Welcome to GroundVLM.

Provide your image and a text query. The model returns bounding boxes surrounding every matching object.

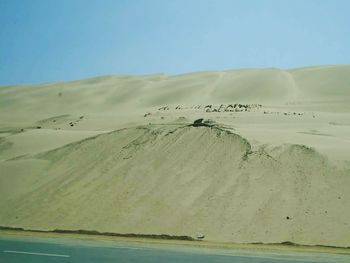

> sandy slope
[0,65,349,247]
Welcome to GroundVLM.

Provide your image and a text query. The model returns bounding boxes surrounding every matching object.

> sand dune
[0,65,349,247]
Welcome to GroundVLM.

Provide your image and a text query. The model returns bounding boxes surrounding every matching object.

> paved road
[0,236,348,263]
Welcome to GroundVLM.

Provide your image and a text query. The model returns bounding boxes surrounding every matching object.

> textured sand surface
[0,65,349,247]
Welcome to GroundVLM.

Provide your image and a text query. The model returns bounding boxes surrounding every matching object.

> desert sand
[0,65,349,247]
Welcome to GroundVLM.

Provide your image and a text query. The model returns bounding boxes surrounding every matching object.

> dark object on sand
[195,234,205,240]
[194,118,204,124]
[36,126,42,129]
[192,119,212,127]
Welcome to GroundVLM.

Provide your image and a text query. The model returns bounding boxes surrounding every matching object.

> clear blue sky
[1,0,349,85]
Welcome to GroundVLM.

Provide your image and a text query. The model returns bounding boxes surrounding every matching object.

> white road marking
[3,250,70,258]
[114,246,148,250]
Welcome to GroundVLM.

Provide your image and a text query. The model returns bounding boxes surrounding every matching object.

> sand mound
[0,124,348,247]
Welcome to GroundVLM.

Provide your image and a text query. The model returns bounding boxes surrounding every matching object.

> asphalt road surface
[0,236,348,263]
